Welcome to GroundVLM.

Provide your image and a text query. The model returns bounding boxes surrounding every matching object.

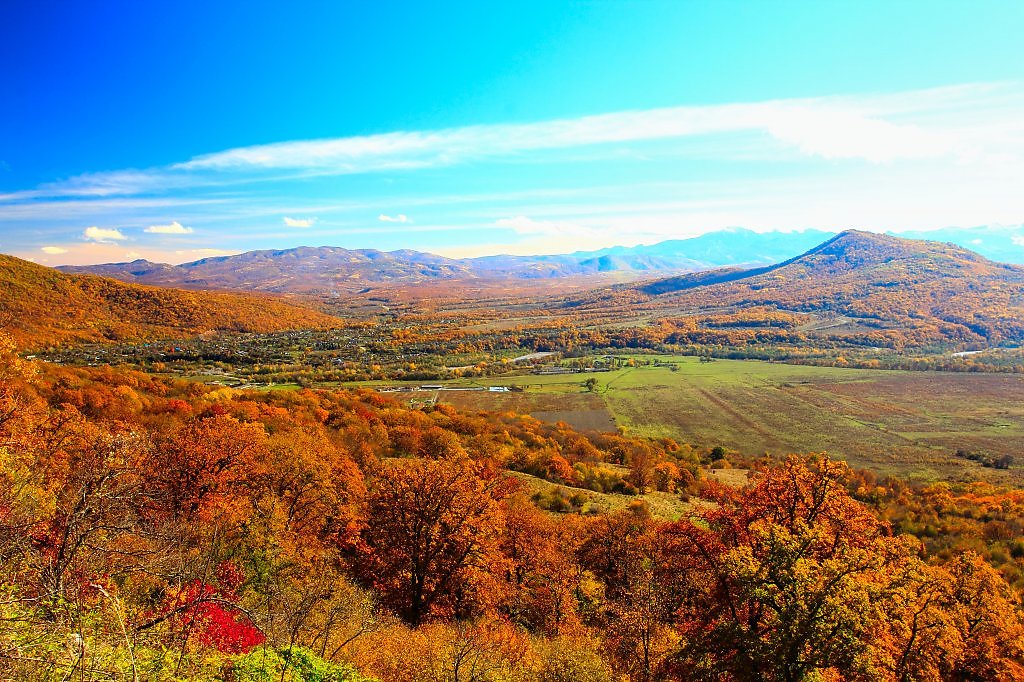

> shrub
[232,646,375,682]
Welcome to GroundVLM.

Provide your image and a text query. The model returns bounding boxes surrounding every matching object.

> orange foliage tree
[360,455,511,625]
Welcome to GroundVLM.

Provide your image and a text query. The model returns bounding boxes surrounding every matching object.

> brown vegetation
[0,254,340,347]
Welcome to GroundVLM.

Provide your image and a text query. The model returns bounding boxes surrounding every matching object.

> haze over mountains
[4,227,1023,350]
[56,225,1024,294]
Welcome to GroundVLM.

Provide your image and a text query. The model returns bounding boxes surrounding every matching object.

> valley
[5,229,1024,681]
[8,9,1024,679]
[20,230,1024,491]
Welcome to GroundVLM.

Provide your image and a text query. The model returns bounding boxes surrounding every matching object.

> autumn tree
[943,551,1024,680]
[662,455,919,681]
[868,548,1024,680]
[36,424,150,601]
[498,495,581,633]
[151,413,268,521]
[360,455,510,624]
[252,426,365,551]
[0,331,41,447]
[579,506,676,680]
[0,331,47,572]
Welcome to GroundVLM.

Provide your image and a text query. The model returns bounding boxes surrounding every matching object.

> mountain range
[56,226,1024,294]
[7,228,1024,349]
[59,229,826,294]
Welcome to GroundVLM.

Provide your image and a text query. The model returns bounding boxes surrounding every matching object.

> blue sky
[3,1,1024,265]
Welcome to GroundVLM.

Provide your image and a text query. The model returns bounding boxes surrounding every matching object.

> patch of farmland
[529,408,618,433]
[393,355,1024,486]
[435,388,606,416]
[595,358,1024,486]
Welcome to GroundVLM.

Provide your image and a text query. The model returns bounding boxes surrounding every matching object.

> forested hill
[0,254,341,347]
[600,230,1024,345]
[640,230,1024,293]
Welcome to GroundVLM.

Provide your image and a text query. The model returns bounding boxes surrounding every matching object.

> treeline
[2,333,1023,680]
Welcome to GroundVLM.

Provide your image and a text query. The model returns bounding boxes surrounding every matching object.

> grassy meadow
[375,355,1024,485]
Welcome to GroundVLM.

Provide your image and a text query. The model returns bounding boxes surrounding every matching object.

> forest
[3,328,1023,681]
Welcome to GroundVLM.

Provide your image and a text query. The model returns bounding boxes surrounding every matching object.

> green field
[508,470,705,521]
[395,356,1024,485]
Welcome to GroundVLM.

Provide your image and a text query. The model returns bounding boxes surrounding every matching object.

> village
[36,327,654,389]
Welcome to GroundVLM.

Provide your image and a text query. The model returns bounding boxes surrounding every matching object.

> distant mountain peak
[578,231,1024,347]
[798,229,994,268]
[633,230,1022,298]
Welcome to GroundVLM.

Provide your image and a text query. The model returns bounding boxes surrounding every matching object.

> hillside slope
[0,254,341,347]
[593,231,1024,345]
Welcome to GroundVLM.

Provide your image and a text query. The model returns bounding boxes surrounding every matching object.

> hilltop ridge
[53,226,1024,294]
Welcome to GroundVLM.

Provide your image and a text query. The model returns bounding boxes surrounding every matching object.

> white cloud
[283,216,317,228]
[41,246,68,254]
[378,213,409,223]
[9,82,1014,204]
[145,220,193,234]
[764,107,952,163]
[1012,235,1024,247]
[124,251,142,260]
[83,226,126,242]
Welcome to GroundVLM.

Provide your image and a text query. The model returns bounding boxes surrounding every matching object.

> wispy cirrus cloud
[7,82,1023,202]
[175,85,985,175]
[283,216,317,228]
[495,215,597,238]
[163,93,954,178]
[176,248,238,258]
[378,213,409,223]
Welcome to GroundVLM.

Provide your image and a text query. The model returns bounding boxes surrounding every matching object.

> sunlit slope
[0,254,341,346]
